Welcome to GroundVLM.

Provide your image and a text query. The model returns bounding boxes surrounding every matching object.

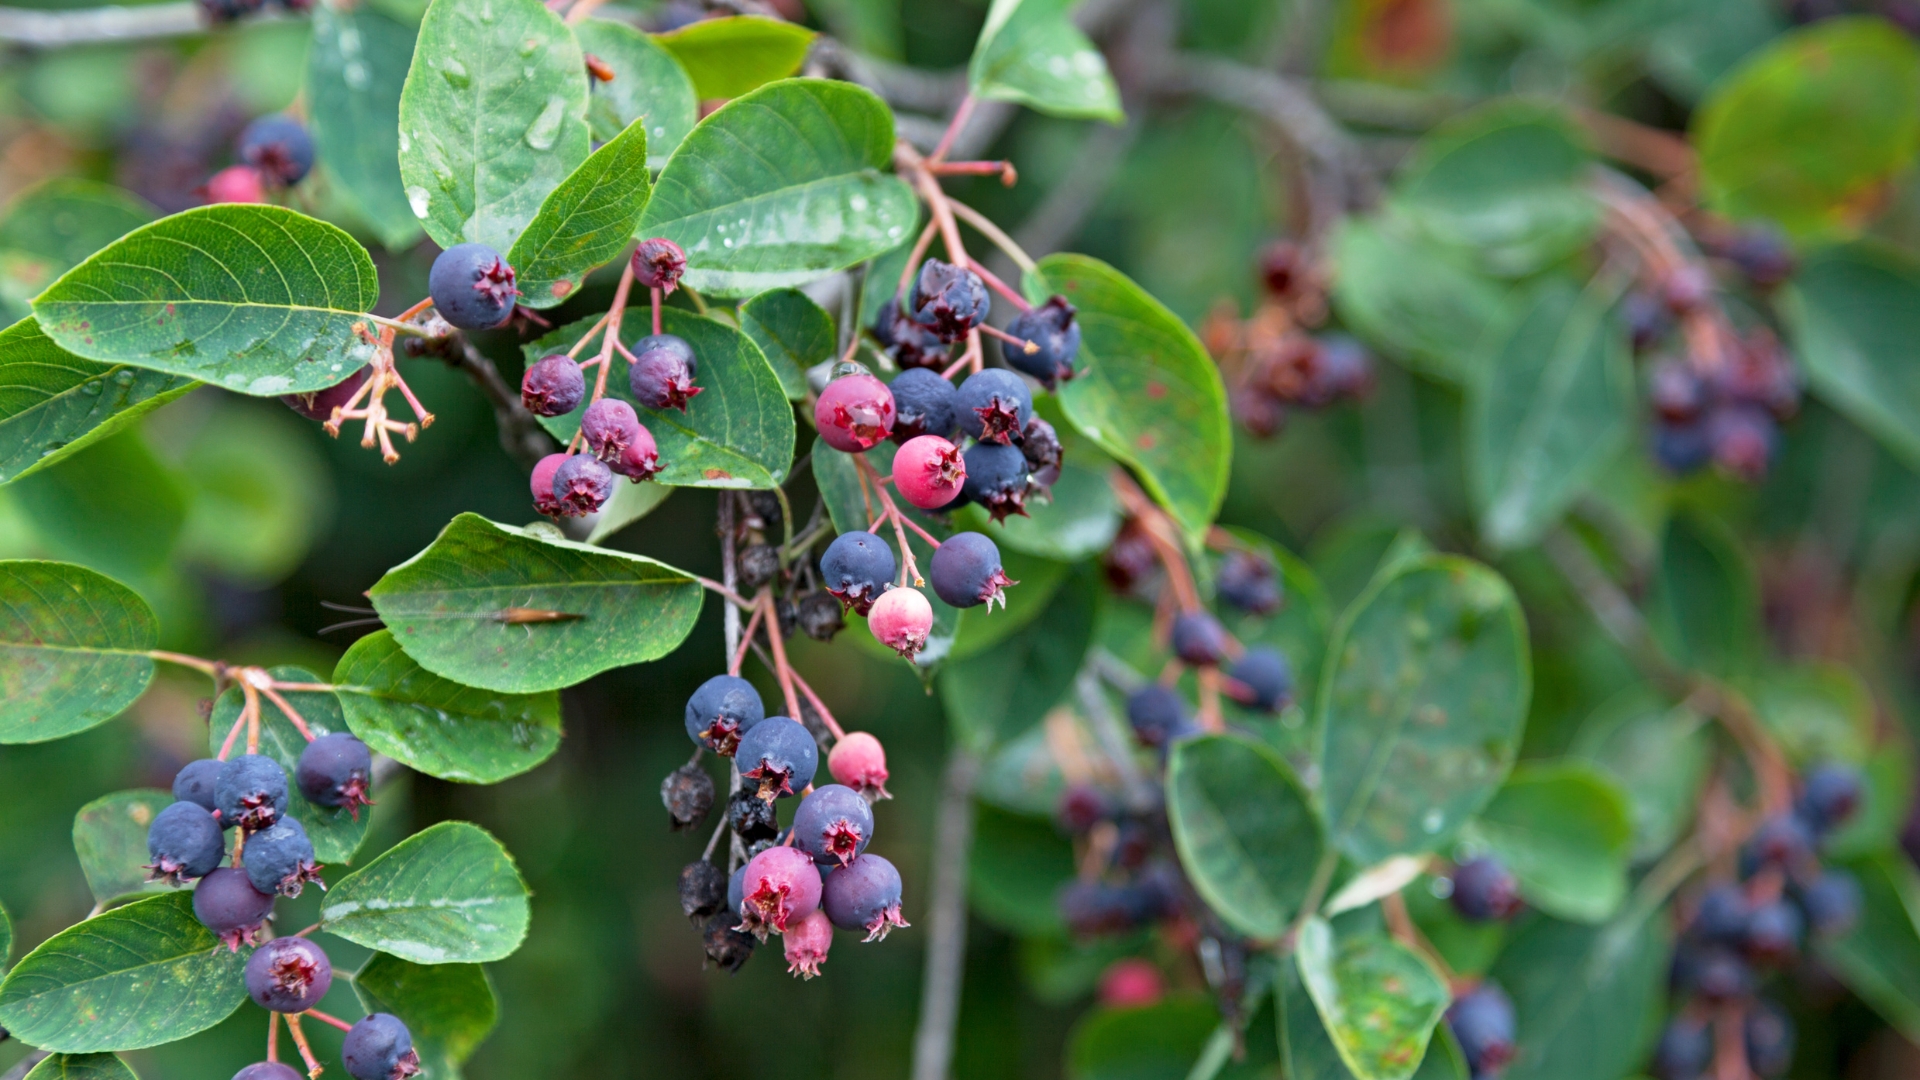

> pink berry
[867,587,933,659]
[738,845,822,938]
[783,908,834,979]
[610,421,663,481]
[814,373,895,453]
[203,165,267,204]
[891,435,967,510]
[828,732,891,801]
[530,453,568,516]
[1099,959,1164,1008]
[581,398,642,463]
[631,237,686,293]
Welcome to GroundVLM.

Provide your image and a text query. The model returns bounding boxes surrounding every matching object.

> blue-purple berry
[1650,1017,1712,1080]
[193,867,275,950]
[1742,898,1803,965]
[216,753,289,832]
[909,259,989,341]
[822,852,908,940]
[873,298,949,369]
[1226,647,1292,713]
[297,732,373,817]
[684,674,765,756]
[1001,296,1080,388]
[793,784,875,867]
[173,758,224,813]
[1446,982,1516,1077]
[736,716,818,800]
[929,531,1015,610]
[1797,762,1863,834]
[1450,856,1522,921]
[234,1064,304,1080]
[237,114,314,185]
[429,243,517,331]
[521,355,585,417]
[551,454,614,516]
[629,333,701,412]
[960,441,1030,521]
[821,531,895,616]
[1170,611,1229,666]
[1801,869,1861,937]
[1125,684,1192,747]
[955,368,1032,445]
[145,800,225,885]
[245,816,322,898]
[888,367,958,442]
[1745,1000,1795,1077]
[342,1013,421,1080]
[245,935,332,1012]
[1217,549,1282,615]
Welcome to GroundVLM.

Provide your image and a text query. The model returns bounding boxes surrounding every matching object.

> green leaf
[530,308,795,489]
[969,803,1075,936]
[1569,690,1710,862]
[575,19,697,166]
[1781,242,1920,471]
[939,564,1098,751]
[11,429,187,581]
[71,789,177,906]
[1317,556,1530,865]
[1820,854,1920,1041]
[308,5,422,250]
[638,79,918,295]
[31,205,380,396]
[1468,276,1633,551]
[1279,960,1468,1080]
[947,549,1073,660]
[369,513,703,692]
[654,15,815,100]
[1746,661,1875,765]
[0,891,246,1052]
[22,1055,138,1080]
[0,560,156,744]
[1329,215,1513,386]
[1031,253,1231,543]
[1464,765,1633,923]
[207,667,370,864]
[968,0,1123,122]
[738,286,833,399]
[1493,911,1671,1080]
[0,180,156,320]
[320,820,530,964]
[353,953,497,1080]
[585,480,672,545]
[397,0,590,252]
[333,629,560,783]
[1648,510,1758,677]
[0,318,195,486]
[1167,734,1326,940]
[172,401,329,585]
[1296,918,1451,1080]
[1693,17,1920,239]
[1,899,11,970]
[1065,993,1218,1080]
[508,118,650,309]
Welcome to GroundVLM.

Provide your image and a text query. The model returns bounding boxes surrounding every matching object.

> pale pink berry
[828,732,891,801]
[203,165,267,204]
[891,435,967,510]
[783,908,834,979]
[867,587,933,660]
[530,453,568,516]
[1099,958,1165,1008]
[737,845,821,939]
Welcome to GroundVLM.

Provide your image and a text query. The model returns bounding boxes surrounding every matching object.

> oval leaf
[1329,215,1513,387]
[1317,556,1530,865]
[508,118,650,308]
[0,179,156,320]
[1066,993,1218,1080]
[1648,510,1758,677]
[738,286,833,399]
[575,19,697,165]
[397,0,591,251]
[23,1055,137,1080]
[969,0,1123,122]
[1492,910,1670,1080]
[1279,959,1469,1080]
[938,564,1098,752]
[31,205,379,396]
[353,953,498,1079]
[207,667,370,864]
[1464,764,1633,924]
[333,629,562,783]
[369,513,704,691]
[1031,253,1231,543]
[638,79,918,295]
[72,789,177,906]
[1296,918,1451,1080]
[0,560,157,744]
[0,891,246,1052]
[1568,691,1710,861]
[1819,855,1920,1041]
[654,15,815,100]
[0,317,196,486]
[320,820,530,964]
[1782,242,1920,471]
[1167,734,1326,940]
[11,429,187,580]
[309,5,422,250]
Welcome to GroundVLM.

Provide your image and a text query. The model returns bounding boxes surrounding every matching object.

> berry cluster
[201,114,315,207]
[1653,763,1864,1080]
[1205,242,1373,438]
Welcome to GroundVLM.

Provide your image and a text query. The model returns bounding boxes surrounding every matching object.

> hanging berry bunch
[1209,241,1375,437]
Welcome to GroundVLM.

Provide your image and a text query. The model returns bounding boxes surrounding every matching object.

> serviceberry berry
[736,716,819,800]
[1692,883,1751,945]
[216,754,289,832]
[193,867,276,951]
[1623,291,1672,352]
[244,935,332,1012]
[1002,296,1081,387]
[797,591,845,641]
[1020,415,1062,481]
[203,165,268,204]
[629,333,701,412]
[1170,611,1230,666]
[873,298,950,369]
[1445,982,1517,1077]
[702,910,757,972]
[1125,684,1193,747]
[1653,419,1712,475]
[737,844,823,937]
[145,801,225,885]
[281,366,369,422]
[245,817,322,897]
[909,259,990,341]
[582,398,643,463]
[1105,521,1159,593]
[428,243,517,331]
[728,864,747,917]
[684,674,765,756]
[661,762,715,831]
[297,732,373,818]
[728,784,779,843]
[237,114,314,185]
[1663,265,1713,314]
[820,531,896,615]
[530,453,567,516]
[631,237,687,293]
[520,355,585,417]
[867,586,934,660]
[1217,549,1282,615]
[610,423,663,481]
[551,454,614,516]
[892,436,967,511]
[342,1014,421,1080]
[1742,898,1803,965]
[929,531,1015,610]
[1649,359,1705,422]
[1308,334,1374,403]
[1098,959,1164,1008]
[1721,226,1796,289]
[1650,1017,1712,1080]
[1450,856,1523,921]
[1059,880,1163,936]
[794,784,875,867]
[1057,784,1111,833]
[814,372,895,452]
[822,852,908,941]
[827,731,891,800]
[680,860,727,921]
[730,545,778,595]
[1743,813,1815,874]
[1797,762,1863,833]
[1800,869,1861,937]
[1745,1000,1795,1078]
[955,369,1032,445]
[784,908,834,978]
[234,1064,304,1080]
[172,758,224,813]
[1672,943,1755,1002]
[1226,647,1292,713]
[959,441,1030,521]
[888,368,958,442]
[1707,404,1778,481]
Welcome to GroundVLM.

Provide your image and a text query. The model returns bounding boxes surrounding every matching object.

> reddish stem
[761,591,805,722]
[731,603,765,678]
[898,220,940,300]
[785,665,848,741]
[258,684,317,742]
[302,1008,356,1034]
[283,1014,323,1079]
[929,93,976,163]
[651,286,663,337]
[268,1011,280,1063]
[967,258,1033,314]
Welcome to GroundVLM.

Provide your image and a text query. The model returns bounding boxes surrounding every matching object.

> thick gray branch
[910,748,980,1080]
[442,339,556,474]
[0,1051,48,1080]
[0,3,295,47]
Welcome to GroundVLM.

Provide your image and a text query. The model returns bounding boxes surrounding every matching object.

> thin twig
[444,338,556,472]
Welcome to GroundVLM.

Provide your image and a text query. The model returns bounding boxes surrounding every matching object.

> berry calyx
[237,114,314,186]
[551,454,614,516]
[581,398,643,463]
[736,716,819,801]
[629,333,702,412]
[783,908,834,979]
[888,368,958,442]
[1002,296,1081,388]
[631,237,687,293]
[145,801,225,885]
[192,867,276,951]
[814,373,896,453]
[820,531,896,615]
[892,435,967,510]
[955,369,1033,446]
[872,298,950,369]
[929,531,1015,610]
[429,243,518,331]
[737,844,823,938]
[827,732,891,801]
[959,441,1031,521]
[297,732,373,818]
[867,586,933,659]
[821,852,908,941]
[216,754,289,833]
[793,783,876,867]
[684,674,765,756]
[909,259,990,341]
[1450,856,1523,921]
[1170,611,1230,666]
[245,817,323,898]
[342,1013,422,1080]
[282,366,370,423]
[244,935,333,1012]
[530,453,568,516]
[520,355,585,417]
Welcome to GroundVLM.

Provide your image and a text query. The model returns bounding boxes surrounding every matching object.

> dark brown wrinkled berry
[679,860,727,921]
[661,763,715,831]
[737,544,780,592]
[702,911,757,972]
[728,784,778,842]
[797,591,844,641]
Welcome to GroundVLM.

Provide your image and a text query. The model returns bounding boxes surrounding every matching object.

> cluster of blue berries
[201,113,314,207]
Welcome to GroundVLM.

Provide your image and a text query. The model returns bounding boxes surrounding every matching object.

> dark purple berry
[520,355,585,417]
[1800,869,1861,937]
[728,784,779,842]
[1745,1000,1795,1077]
[631,237,686,293]
[793,784,875,867]
[216,754,289,832]
[173,758,224,813]
[1722,226,1796,289]
[1021,416,1062,475]
[797,591,844,641]
[820,531,896,615]
[736,716,818,800]
[237,114,314,185]
[245,817,322,898]
[581,398,643,462]
[702,910,757,972]
[822,852,908,941]
[680,860,727,921]
[661,762,715,831]
[1742,898,1803,965]
[684,674,764,756]
[888,368,958,442]
[1226,647,1292,713]
[551,454,614,516]
[1125,684,1193,747]
[281,366,369,422]
[1692,883,1751,945]
[1707,403,1778,481]
[1743,813,1815,874]
[342,1013,421,1080]
[1057,785,1112,833]
[1059,880,1160,936]
[929,531,1015,610]
[1306,335,1374,404]
[1653,418,1712,474]
[1217,549,1282,615]
[959,441,1030,522]
[1650,1017,1712,1080]
[296,732,373,817]
[1170,611,1229,666]
[1002,296,1080,388]
[815,372,895,452]
[1649,359,1705,422]
[1672,943,1754,1002]
[909,259,990,341]
[727,864,747,917]
[145,801,225,885]
[1623,291,1672,353]
[1446,982,1516,1077]
[1450,856,1523,921]
[193,867,275,951]
[244,935,332,1012]
[234,1064,304,1080]
[1797,762,1863,833]
[873,298,949,369]
[955,369,1032,445]
[429,243,517,331]
[1663,265,1713,314]
[629,333,701,412]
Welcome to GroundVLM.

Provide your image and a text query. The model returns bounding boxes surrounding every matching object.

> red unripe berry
[814,374,895,453]
[784,908,834,979]
[828,731,891,801]
[1099,958,1165,1008]
[631,237,687,293]
[867,586,933,659]
[891,435,966,510]
[610,422,663,481]
[530,453,568,516]
[203,165,268,204]
[581,398,642,463]
[738,844,822,938]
